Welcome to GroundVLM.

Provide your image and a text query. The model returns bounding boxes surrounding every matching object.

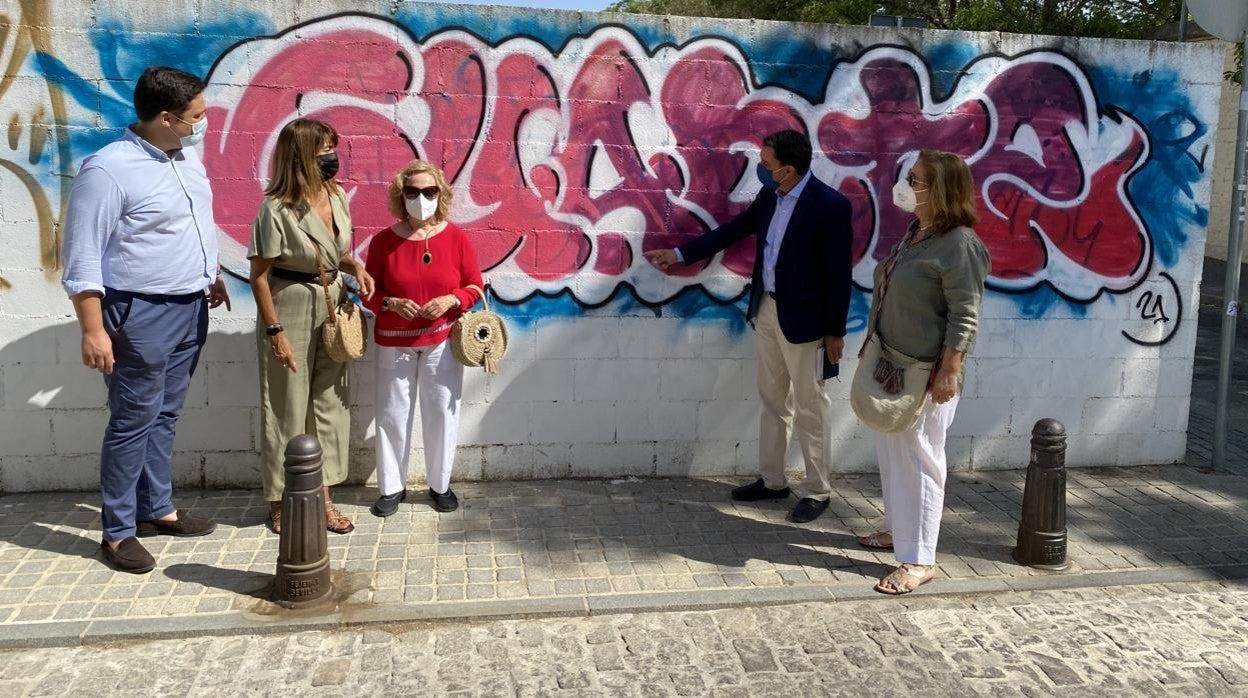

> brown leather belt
[271,267,337,284]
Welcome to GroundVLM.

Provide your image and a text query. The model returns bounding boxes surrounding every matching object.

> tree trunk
[1040,0,1059,27]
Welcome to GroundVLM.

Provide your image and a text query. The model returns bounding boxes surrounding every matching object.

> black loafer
[100,537,155,574]
[789,497,830,523]
[371,489,407,518]
[429,487,459,512]
[136,510,217,537]
[730,479,791,502]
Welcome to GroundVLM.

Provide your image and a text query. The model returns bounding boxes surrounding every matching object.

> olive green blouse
[871,225,991,363]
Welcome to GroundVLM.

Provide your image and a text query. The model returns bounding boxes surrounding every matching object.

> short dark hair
[763,130,812,175]
[133,67,205,122]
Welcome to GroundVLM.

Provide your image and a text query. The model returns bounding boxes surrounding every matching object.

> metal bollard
[1012,418,1070,571]
[273,434,334,608]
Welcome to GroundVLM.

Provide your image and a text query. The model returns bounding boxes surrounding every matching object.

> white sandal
[874,564,936,595]
[857,531,894,550]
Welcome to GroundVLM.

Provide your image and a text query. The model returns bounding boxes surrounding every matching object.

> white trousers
[755,295,833,501]
[875,394,960,565]
[375,341,463,496]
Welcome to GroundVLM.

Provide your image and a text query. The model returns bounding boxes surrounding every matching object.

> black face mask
[318,152,340,181]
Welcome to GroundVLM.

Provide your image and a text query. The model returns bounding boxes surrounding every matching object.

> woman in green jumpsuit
[247,118,375,534]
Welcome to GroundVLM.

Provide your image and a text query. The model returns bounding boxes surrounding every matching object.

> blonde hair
[387,160,452,222]
[917,149,979,233]
[265,118,340,208]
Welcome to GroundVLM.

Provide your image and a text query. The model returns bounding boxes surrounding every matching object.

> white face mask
[174,115,208,148]
[405,193,438,221]
[892,179,918,213]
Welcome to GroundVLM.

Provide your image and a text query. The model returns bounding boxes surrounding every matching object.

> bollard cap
[1032,418,1066,439]
[285,434,322,459]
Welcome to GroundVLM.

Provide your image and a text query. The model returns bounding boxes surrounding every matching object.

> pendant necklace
[413,220,433,265]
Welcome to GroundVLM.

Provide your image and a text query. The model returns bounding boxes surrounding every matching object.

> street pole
[1178,1,1188,42]
[1213,32,1248,470]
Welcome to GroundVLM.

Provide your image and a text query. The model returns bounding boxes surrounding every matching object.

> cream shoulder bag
[850,231,935,433]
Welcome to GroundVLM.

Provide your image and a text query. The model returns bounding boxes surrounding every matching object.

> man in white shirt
[61,66,231,573]
[647,130,854,523]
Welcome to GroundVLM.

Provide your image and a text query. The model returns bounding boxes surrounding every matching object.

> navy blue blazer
[678,175,854,344]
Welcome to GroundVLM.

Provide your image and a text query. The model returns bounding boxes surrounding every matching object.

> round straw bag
[451,284,507,373]
[307,231,366,363]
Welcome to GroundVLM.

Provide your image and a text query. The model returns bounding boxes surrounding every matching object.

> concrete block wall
[0,1,1225,492]
[1200,42,1238,263]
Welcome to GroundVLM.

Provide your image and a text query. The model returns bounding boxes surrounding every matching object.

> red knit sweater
[364,222,484,348]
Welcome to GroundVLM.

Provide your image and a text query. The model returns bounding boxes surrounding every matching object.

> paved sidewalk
[3,465,1248,647]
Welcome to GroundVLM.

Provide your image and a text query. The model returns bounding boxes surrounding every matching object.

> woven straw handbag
[451,284,507,373]
[308,233,367,363]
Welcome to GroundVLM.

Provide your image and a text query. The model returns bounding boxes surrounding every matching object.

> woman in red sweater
[364,160,483,517]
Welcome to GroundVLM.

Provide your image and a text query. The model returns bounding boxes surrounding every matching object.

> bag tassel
[483,348,498,375]
[873,357,904,396]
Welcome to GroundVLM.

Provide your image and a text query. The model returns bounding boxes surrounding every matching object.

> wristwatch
[265,323,284,336]
[381,297,391,311]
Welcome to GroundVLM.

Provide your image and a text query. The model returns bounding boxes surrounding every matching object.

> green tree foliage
[608,0,1185,41]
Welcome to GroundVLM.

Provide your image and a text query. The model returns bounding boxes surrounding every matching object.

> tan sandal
[268,502,282,534]
[857,531,894,550]
[874,564,936,595]
[323,487,354,535]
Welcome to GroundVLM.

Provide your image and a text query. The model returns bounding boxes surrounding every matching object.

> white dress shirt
[61,127,218,296]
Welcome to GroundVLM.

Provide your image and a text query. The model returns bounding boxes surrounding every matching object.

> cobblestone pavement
[3,464,1248,641]
[3,580,1248,696]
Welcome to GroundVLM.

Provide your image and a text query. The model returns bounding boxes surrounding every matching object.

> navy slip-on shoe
[730,478,792,502]
[789,497,830,524]
[429,487,459,513]
[371,490,408,518]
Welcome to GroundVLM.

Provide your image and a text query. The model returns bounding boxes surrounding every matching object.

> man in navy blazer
[646,130,853,523]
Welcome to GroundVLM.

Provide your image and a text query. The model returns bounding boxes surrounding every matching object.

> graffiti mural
[202,14,1163,313]
[0,0,72,287]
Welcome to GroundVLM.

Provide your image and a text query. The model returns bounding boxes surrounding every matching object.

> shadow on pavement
[164,563,272,597]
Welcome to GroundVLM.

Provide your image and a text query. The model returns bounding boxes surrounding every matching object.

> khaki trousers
[257,277,351,501]
[755,295,833,500]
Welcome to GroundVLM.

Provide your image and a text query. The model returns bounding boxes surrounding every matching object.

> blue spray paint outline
[32,12,276,172]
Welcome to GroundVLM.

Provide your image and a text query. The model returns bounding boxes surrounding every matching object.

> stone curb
[2,564,1246,650]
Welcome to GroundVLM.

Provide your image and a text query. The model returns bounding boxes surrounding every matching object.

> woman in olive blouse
[856,150,990,594]
[247,118,374,535]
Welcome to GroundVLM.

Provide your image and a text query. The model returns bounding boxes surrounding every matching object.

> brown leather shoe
[136,510,217,538]
[100,537,156,574]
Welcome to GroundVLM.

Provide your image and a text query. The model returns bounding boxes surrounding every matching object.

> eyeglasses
[905,172,927,187]
[403,186,440,199]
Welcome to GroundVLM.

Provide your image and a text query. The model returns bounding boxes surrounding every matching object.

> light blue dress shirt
[675,170,812,291]
[61,128,218,297]
[760,170,810,293]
